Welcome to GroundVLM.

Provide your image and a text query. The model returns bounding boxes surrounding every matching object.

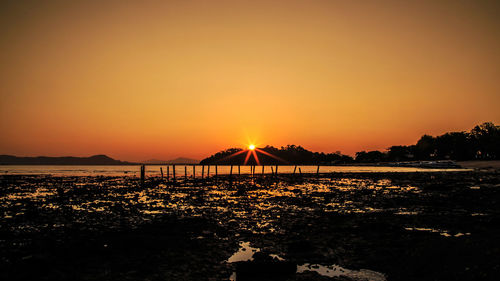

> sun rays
[215,144,288,165]
[254,148,287,164]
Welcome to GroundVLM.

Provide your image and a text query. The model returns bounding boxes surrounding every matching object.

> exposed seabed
[1,171,499,280]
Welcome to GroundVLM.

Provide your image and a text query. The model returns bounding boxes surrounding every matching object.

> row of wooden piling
[140,164,323,183]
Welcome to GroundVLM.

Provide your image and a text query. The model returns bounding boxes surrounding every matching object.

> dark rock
[235,252,296,281]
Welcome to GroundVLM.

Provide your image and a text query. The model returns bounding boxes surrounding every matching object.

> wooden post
[252,165,255,177]
[230,165,233,177]
[316,165,320,177]
[271,166,274,174]
[293,165,297,175]
[201,165,205,179]
[215,165,218,177]
[193,165,195,179]
[238,165,240,175]
[184,166,187,181]
[207,165,210,178]
[262,165,264,175]
[275,165,278,175]
[160,167,163,180]
[167,166,170,180]
[140,165,145,186]
[173,165,176,181]
[299,167,302,176]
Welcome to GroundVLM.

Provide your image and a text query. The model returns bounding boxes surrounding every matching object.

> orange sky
[1,0,499,162]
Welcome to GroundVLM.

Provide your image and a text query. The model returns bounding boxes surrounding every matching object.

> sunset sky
[1,0,499,161]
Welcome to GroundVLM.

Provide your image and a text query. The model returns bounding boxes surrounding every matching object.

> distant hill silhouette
[0,155,134,165]
[143,157,199,164]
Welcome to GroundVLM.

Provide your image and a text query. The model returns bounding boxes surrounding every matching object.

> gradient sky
[1,0,499,161]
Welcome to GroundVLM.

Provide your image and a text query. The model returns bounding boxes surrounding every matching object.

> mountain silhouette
[143,157,199,164]
[0,154,133,165]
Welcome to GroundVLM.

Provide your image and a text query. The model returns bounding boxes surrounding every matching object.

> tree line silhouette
[199,145,353,165]
[200,122,499,165]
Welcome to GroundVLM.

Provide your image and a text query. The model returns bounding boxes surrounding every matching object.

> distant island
[201,122,499,165]
[0,154,133,165]
[143,157,199,165]
[200,145,352,165]
[0,155,200,165]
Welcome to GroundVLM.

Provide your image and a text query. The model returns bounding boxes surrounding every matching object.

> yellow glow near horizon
[249,144,256,151]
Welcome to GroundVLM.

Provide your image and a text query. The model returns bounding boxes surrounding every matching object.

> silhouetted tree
[392,122,499,161]
[200,145,354,165]
[387,145,414,161]
[434,132,473,160]
[200,122,499,164]
[355,150,386,163]
[470,122,500,159]
[415,135,436,160]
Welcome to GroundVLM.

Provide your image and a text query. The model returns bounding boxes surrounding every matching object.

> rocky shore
[1,171,499,280]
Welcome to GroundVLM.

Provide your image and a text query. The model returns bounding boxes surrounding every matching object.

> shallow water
[0,175,484,234]
[297,264,386,281]
[226,242,260,263]
[0,164,469,176]
[227,241,386,281]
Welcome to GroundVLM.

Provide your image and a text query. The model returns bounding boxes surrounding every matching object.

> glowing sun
[248,144,256,150]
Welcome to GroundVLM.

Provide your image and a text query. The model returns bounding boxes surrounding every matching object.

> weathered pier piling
[140,165,145,185]
[153,164,339,183]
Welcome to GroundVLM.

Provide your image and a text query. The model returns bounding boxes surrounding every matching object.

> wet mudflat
[1,171,499,281]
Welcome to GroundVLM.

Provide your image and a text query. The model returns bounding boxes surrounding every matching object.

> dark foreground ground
[1,171,499,281]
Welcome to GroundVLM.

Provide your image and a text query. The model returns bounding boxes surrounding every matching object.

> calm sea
[0,165,469,176]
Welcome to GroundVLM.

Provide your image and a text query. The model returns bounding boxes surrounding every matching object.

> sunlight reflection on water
[0,175,477,243]
[0,165,469,176]
[226,241,386,281]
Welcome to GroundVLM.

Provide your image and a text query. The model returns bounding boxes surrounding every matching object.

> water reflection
[227,241,386,281]
[226,242,260,263]
[297,263,386,281]
[404,227,471,238]
[0,164,469,176]
[1,175,479,236]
